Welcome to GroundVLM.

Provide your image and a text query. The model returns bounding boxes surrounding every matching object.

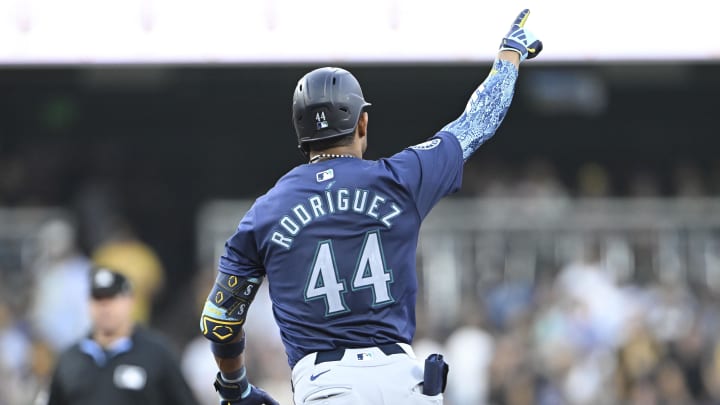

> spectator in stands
[672,161,706,197]
[515,158,568,200]
[576,162,612,197]
[444,309,494,405]
[29,218,92,354]
[627,169,661,197]
[92,218,164,324]
[0,294,34,405]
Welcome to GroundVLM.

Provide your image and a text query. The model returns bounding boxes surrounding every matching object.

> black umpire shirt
[48,326,198,405]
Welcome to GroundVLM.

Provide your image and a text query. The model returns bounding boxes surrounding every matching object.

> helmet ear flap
[297,143,309,158]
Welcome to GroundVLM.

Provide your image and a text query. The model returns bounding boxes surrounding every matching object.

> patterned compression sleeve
[441,59,519,161]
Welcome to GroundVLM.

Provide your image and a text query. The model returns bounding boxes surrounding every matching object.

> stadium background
[2,2,720,404]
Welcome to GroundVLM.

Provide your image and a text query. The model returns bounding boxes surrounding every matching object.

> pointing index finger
[513,9,530,28]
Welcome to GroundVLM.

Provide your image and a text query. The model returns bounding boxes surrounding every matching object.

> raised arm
[442,9,542,161]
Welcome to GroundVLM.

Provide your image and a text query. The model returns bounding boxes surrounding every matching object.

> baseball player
[199,9,542,405]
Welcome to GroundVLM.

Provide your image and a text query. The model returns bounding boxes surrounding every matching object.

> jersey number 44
[304,230,395,317]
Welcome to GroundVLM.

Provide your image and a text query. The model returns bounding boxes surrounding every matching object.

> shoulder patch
[410,138,442,151]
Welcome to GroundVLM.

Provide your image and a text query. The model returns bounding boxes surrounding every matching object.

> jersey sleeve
[441,59,518,161]
[218,206,265,278]
[384,131,463,219]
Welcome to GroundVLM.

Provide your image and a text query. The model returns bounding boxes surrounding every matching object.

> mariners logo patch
[410,138,441,150]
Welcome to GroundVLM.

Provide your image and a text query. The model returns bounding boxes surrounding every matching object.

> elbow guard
[200,272,261,344]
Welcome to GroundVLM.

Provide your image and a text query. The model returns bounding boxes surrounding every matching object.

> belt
[314,343,406,365]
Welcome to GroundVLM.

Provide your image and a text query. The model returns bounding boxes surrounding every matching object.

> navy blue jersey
[219,131,463,367]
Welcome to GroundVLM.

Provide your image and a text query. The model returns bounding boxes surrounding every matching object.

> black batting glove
[214,371,279,405]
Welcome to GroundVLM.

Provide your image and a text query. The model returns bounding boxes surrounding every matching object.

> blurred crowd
[432,246,720,405]
[459,158,720,199]
[2,157,720,405]
[0,216,166,405]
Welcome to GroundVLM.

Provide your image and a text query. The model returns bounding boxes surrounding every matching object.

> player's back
[253,156,421,367]
[223,132,463,367]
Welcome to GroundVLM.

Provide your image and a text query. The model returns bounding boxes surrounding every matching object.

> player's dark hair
[307,133,355,153]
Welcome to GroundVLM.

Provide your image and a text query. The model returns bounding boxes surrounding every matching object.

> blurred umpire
[47,267,198,405]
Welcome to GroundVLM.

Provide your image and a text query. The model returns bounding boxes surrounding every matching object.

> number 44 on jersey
[304,230,394,316]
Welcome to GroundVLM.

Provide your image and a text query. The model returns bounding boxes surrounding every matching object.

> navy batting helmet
[292,67,371,153]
